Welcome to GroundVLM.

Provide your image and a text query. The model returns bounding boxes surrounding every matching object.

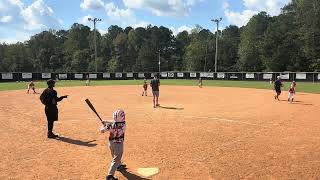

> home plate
[137,168,159,177]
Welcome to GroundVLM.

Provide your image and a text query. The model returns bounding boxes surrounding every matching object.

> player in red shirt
[141,79,148,96]
[288,81,296,103]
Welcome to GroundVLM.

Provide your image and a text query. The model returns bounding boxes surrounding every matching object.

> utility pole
[158,50,161,74]
[88,17,102,72]
[211,18,222,73]
[204,43,208,72]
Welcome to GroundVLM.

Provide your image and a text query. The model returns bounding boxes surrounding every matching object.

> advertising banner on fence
[280,73,290,80]
[168,72,174,78]
[126,73,133,78]
[1,73,13,79]
[200,72,207,77]
[59,74,67,79]
[296,73,306,80]
[246,73,255,79]
[89,74,97,79]
[217,73,225,79]
[318,74,320,80]
[138,73,145,78]
[263,74,272,80]
[207,73,214,78]
[229,73,238,79]
[74,74,83,79]
[190,72,197,78]
[42,73,51,79]
[22,73,32,79]
[177,73,184,77]
[161,72,167,77]
[103,73,110,78]
[115,73,122,78]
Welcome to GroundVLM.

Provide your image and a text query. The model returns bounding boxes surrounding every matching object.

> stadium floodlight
[88,17,102,72]
[211,18,222,73]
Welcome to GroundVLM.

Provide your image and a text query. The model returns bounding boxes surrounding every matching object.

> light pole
[158,50,161,74]
[88,17,102,72]
[211,18,222,73]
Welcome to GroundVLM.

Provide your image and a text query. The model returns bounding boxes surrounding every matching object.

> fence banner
[217,73,225,79]
[1,73,13,79]
[318,74,320,80]
[190,72,197,77]
[177,73,184,77]
[161,72,167,77]
[74,74,83,79]
[245,73,255,79]
[263,73,273,80]
[229,73,238,79]
[138,73,145,78]
[42,73,51,79]
[168,72,174,78]
[280,73,290,80]
[115,73,122,78]
[296,73,306,80]
[126,73,133,78]
[89,74,97,79]
[207,73,214,78]
[59,74,67,79]
[103,73,110,78]
[200,72,207,77]
[22,73,32,79]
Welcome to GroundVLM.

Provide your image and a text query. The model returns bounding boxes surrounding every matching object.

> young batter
[100,109,127,180]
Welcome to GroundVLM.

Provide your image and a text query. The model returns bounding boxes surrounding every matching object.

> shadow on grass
[56,136,97,147]
[119,168,150,180]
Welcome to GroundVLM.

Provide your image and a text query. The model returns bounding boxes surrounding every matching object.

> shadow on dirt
[56,136,97,147]
[119,168,150,180]
[158,105,184,110]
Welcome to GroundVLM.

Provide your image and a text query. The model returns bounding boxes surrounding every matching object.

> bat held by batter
[85,99,112,125]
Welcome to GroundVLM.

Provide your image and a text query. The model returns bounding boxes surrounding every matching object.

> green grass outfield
[0,80,319,94]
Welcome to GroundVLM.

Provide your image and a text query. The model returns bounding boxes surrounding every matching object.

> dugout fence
[0,72,320,82]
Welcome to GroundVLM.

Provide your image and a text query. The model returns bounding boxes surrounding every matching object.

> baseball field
[0,80,320,179]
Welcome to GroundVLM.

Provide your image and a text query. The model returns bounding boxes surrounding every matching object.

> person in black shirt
[40,79,68,138]
[150,75,160,108]
[274,76,283,100]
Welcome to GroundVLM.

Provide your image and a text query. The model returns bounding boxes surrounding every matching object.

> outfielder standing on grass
[274,76,283,100]
[100,109,126,180]
[150,74,160,108]
[40,79,68,138]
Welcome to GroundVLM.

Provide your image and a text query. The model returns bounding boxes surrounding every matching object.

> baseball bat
[85,99,111,125]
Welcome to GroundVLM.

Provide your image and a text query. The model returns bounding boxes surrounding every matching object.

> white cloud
[0,0,62,43]
[80,0,105,11]
[122,0,203,17]
[170,25,193,35]
[78,15,93,25]
[224,0,290,27]
[224,9,258,27]
[0,16,13,23]
[80,1,150,29]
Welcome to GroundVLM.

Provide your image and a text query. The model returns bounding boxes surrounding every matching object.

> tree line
[0,0,319,73]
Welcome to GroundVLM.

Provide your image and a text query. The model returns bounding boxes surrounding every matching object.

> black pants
[45,106,58,134]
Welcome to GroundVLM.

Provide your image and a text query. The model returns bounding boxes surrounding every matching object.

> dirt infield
[1,85,320,179]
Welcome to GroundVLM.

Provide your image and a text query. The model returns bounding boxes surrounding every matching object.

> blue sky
[0,0,290,43]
